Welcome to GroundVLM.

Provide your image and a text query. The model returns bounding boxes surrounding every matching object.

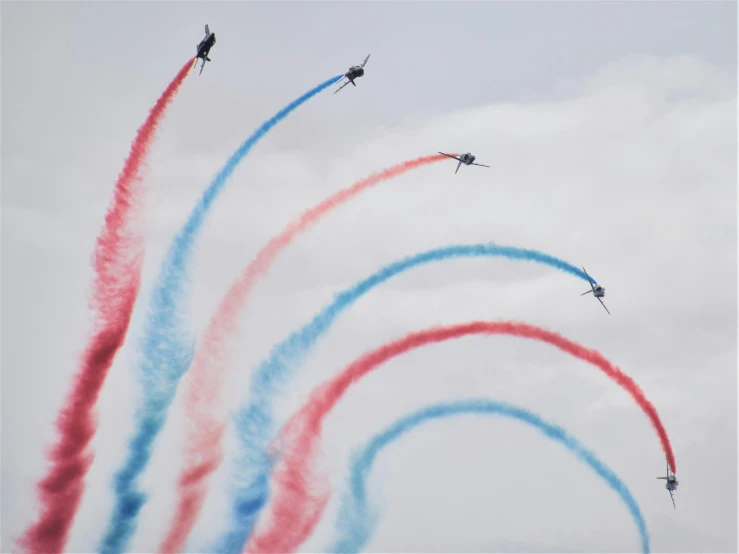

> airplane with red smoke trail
[196,24,216,75]
[438,151,490,174]
[657,459,678,508]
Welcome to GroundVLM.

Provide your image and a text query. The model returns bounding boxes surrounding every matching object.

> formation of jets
[191,25,613,321]
[191,26,679,507]
[657,459,679,508]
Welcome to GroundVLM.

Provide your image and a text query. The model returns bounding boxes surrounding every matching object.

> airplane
[438,152,491,174]
[656,459,679,509]
[334,54,371,94]
[196,24,216,75]
[581,266,610,314]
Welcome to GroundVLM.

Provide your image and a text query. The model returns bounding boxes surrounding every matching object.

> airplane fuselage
[460,153,475,164]
[593,287,605,297]
[346,66,365,80]
[197,34,216,59]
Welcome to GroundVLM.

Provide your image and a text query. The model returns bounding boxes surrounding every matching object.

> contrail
[159,154,452,553]
[247,321,667,554]
[97,74,342,554]
[214,243,597,552]
[328,399,650,554]
[16,57,194,554]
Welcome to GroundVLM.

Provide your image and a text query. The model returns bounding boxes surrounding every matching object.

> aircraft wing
[669,490,676,509]
[598,297,610,315]
[438,152,462,161]
[205,24,210,36]
[361,54,371,67]
[333,79,351,94]
[199,58,206,75]
[471,162,491,168]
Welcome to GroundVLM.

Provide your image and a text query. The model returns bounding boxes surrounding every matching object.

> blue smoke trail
[213,242,597,552]
[97,74,342,554]
[328,399,650,554]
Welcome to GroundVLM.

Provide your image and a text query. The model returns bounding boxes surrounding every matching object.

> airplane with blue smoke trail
[210,243,603,553]
[334,54,371,94]
[580,266,609,314]
[96,73,342,554]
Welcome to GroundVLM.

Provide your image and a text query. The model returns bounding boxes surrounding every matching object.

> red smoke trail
[247,320,676,553]
[17,58,194,554]
[158,153,451,553]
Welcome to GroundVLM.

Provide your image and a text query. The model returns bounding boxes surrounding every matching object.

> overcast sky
[2,1,737,553]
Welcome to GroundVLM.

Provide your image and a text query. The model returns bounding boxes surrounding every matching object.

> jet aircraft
[196,24,216,75]
[438,152,490,174]
[334,54,371,94]
[657,460,679,509]
[581,266,609,314]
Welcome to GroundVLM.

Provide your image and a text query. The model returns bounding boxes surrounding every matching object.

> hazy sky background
[2,1,737,553]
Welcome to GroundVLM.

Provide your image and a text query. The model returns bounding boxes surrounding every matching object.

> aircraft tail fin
[455,160,462,174]
[581,289,593,296]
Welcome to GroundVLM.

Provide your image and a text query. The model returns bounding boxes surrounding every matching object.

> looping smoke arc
[247,320,669,554]
[212,242,606,553]
[327,399,650,554]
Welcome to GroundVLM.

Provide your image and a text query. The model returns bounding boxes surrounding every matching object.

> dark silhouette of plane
[334,54,371,94]
[438,152,490,174]
[196,24,216,75]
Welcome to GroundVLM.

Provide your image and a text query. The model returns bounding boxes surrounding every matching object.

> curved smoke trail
[159,154,452,553]
[97,74,342,554]
[327,399,650,554]
[16,58,194,554]
[247,321,668,553]
[212,243,596,553]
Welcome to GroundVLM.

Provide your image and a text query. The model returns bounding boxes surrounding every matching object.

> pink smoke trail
[159,153,452,553]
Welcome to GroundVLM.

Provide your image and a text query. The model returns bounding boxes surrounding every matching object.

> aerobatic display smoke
[213,243,597,552]
[247,321,668,553]
[16,57,195,554]
[326,399,650,554]
[97,74,342,554]
[159,154,451,553]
